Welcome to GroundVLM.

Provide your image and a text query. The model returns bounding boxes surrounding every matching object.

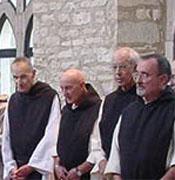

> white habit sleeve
[28,95,61,175]
[86,99,106,173]
[166,122,175,168]
[104,116,122,176]
[1,102,17,180]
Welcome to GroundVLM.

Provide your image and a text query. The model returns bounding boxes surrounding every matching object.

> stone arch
[0,13,16,44]
[0,0,33,95]
[0,13,6,32]
[24,15,33,57]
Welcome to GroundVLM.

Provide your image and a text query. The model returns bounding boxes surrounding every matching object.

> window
[10,0,17,7]
[0,0,33,95]
[26,0,31,6]
[0,19,16,95]
[25,16,33,58]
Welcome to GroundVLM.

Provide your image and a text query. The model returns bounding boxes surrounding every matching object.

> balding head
[113,47,140,66]
[60,68,87,105]
[11,56,36,93]
[112,47,140,91]
[60,68,86,85]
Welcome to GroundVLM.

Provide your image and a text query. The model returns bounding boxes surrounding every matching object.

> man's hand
[161,166,175,180]
[9,168,18,180]
[54,164,68,180]
[67,168,81,180]
[99,159,107,174]
[98,159,107,180]
[113,174,122,180]
[14,165,34,179]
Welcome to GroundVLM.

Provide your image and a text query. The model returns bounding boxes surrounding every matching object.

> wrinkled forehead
[137,58,158,73]
[113,52,130,64]
[113,51,135,67]
[11,62,33,75]
[60,75,80,86]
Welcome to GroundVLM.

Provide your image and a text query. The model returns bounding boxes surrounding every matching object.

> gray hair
[114,47,141,67]
[12,56,33,71]
[142,53,172,80]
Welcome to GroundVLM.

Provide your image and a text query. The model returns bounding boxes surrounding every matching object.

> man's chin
[116,81,123,86]
[136,88,145,97]
[18,89,28,93]
[66,99,73,104]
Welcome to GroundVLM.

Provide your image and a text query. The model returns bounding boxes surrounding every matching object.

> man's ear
[80,81,86,90]
[159,74,169,88]
[32,69,36,78]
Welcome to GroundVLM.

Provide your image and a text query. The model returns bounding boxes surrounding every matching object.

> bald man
[54,69,101,180]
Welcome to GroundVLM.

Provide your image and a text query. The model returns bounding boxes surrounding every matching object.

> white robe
[86,99,106,179]
[1,95,61,180]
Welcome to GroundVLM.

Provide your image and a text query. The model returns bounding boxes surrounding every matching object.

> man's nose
[133,74,142,83]
[114,66,121,74]
[62,89,67,97]
[15,77,20,84]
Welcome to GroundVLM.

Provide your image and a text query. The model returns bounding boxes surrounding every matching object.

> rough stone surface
[33,0,117,97]
[118,0,166,55]
[33,0,167,97]
[118,0,159,7]
[118,22,160,44]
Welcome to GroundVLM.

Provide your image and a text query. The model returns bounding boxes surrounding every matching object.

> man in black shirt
[2,57,61,180]
[54,69,101,180]
[105,54,175,180]
[97,47,140,178]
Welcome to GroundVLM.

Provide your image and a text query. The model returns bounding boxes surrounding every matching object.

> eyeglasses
[132,72,160,81]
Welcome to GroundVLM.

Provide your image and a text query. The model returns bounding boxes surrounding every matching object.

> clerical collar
[72,104,78,110]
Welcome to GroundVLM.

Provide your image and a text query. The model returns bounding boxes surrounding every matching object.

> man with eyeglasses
[90,47,140,179]
[1,57,61,180]
[105,54,175,180]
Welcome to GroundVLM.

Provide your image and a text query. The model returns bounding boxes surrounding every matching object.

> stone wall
[33,0,167,97]
[33,0,118,97]
[118,0,166,55]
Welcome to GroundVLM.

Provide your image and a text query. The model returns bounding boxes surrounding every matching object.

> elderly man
[2,57,61,180]
[105,54,175,179]
[94,47,140,177]
[54,69,101,180]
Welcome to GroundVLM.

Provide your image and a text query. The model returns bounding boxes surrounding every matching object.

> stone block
[72,11,91,25]
[57,13,71,24]
[118,22,160,44]
[72,39,84,46]
[93,10,106,23]
[60,60,79,70]
[58,49,73,58]
[33,2,48,13]
[59,27,79,38]
[118,0,159,7]
[80,0,108,8]
[61,40,72,47]
[136,8,151,20]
